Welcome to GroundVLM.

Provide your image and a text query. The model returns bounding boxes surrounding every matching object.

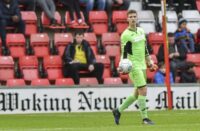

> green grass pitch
[0,110,199,131]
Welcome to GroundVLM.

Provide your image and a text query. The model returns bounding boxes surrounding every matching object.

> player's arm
[145,42,158,71]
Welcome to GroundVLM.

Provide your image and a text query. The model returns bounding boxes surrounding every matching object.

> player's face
[127,13,137,25]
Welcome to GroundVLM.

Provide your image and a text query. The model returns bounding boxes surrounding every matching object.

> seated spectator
[157,32,188,81]
[18,0,35,11]
[106,0,130,27]
[62,30,104,84]
[79,0,106,23]
[174,18,195,53]
[180,62,197,83]
[61,0,85,26]
[154,62,174,84]
[0,0,25,55]
[36,0,58,26]
[167,0,196,14]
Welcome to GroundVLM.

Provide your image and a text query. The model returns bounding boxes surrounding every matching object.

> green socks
[118,94,137,113]
[138,95,148,119]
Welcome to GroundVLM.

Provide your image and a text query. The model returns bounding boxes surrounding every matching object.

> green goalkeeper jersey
[121,27,147,70]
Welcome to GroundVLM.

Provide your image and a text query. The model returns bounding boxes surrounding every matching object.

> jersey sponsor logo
[132,34,145,43]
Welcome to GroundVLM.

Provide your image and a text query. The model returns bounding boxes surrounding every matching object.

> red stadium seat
[6,79,26,87]
[89,11,108,35]
[84,33,97,54]
[0,56,14,81]
[80,77,98,86]
[54,33,73,55]
[31,79,50,86]
[65,11,89,29]
[104,77,123,85]
[6,34,26,57]
[186,53,200,66]
[21,11,37,35]
[148,32,164,45]
[19,56,39,81]
[105,46,120,67]
[102,32,120,46]
[55,78,74,86]
[193,66,200,79]
[30,33,50,57]
[112,11,128,34]
[41,11,65,29]
[196,1,200,12]
[152,44,161,55]
[43,55,63,80]
[96,55,111,78]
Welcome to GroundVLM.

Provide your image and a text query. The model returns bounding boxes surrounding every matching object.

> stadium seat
[89,11,108,35]
[54,33,73,55]
[137,10,156,34]
[84,32,97,54]
[55,78,74,86]
[21,11,37,35]
[41,11,65,29]
[158,11,178,33]
[19,56,39,81]
[182,10,200,33]
[43,55,63,80]
[186,53,200,66]
[102,32,120,46]
[6,79,26,87]
[31,79,50,86]
[65,11,89,29]
[96,55,111,78]
[105,46,120,67]
[80,77,98,86]
[148,32,164,44]
[196,1,200,12]
[6,34,26,57]
[193,66,200,80]
[112,11,128,34]
[0,56,14,81]
[30,33,50,57]
[128,1,142,11]
[104,77,123,85]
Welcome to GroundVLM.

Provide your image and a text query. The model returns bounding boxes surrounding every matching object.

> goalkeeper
[112,10,158,125]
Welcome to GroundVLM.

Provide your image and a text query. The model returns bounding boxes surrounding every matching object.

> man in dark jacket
[157,32,188,81]
[0,0,25,55]
[62,31,104,84]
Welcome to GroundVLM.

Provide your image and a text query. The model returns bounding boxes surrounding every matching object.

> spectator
[36,0,58,26]
[79,0,106,23]
[0,0,25,55]
[62,30,104,84]
[167,0,196,14]
[195,28,200,53]
[154,62,174,84]
[175,18,195,53]
[18,0,35,11]
[61,0,85,26]
[180,62,197,83]
[106,0,130,27]
[157,32,188,81]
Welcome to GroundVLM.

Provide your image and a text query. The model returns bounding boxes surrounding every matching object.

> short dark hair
[127,10,137,16]
[74,30,84,36]
[158,61,165,68]
[168,32,174,37]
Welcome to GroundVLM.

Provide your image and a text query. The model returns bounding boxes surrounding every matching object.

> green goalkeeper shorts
[129,69,147,88]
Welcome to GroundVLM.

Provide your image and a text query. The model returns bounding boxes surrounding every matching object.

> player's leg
[136,70,154,125]
[112,70,138,125]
